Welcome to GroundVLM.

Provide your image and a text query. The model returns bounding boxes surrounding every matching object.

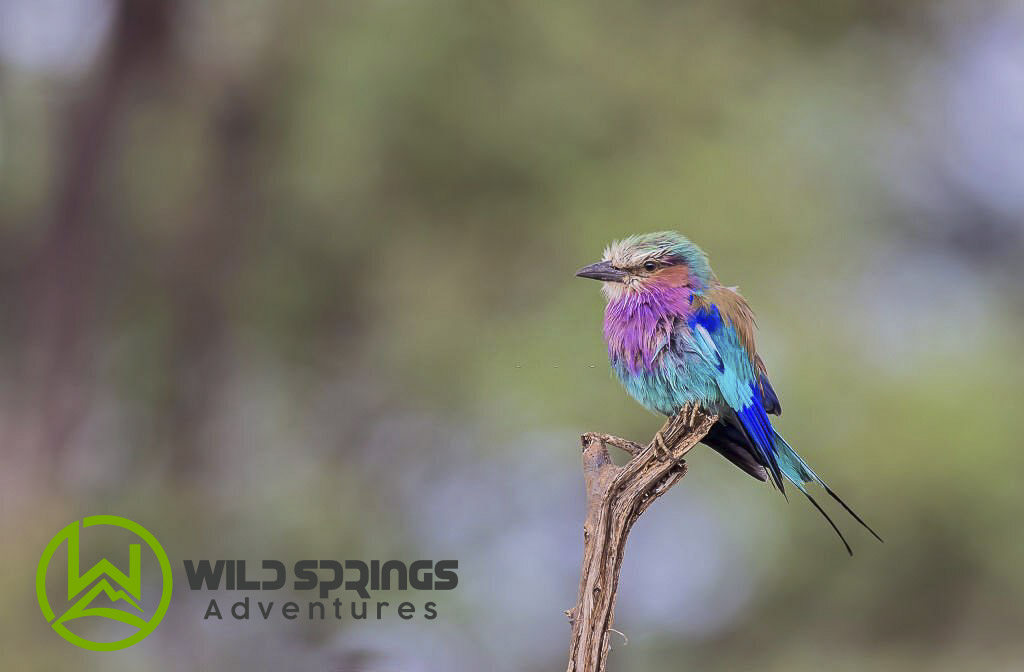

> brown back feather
[705,284,758,367]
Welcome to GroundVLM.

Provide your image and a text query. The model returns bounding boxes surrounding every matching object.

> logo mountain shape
[56,577,147,629]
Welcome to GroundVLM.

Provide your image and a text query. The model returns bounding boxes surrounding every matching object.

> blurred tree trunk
[16,0,176,474]
[162,87,264,479]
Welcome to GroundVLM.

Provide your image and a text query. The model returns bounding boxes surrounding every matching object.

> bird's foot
[653,426,687,468]
[679,403,698,428]
[653,430,672,460]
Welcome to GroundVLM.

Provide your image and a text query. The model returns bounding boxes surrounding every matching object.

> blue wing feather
[686,302,787,490]
[734,391,787,492]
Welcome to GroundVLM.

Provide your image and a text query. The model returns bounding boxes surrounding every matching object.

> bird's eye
[643,261,658,272]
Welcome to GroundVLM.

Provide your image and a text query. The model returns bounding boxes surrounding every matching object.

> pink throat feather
[603,285,693,374]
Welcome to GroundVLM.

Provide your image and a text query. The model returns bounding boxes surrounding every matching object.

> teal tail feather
[771,429,884,555]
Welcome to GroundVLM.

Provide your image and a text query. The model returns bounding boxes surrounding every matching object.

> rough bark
[566,403,717,672]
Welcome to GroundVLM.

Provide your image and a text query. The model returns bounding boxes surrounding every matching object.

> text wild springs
[185,559,458,622]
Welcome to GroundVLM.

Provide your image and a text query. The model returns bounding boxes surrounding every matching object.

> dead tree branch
[566,403,718,672]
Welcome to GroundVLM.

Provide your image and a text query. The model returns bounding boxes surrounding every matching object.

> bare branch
[566,403,717,672]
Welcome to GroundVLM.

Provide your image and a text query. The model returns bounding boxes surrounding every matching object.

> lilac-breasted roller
[576,231,881,553]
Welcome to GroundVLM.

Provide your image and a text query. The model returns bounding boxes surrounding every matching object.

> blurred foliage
[2,0,1023,670]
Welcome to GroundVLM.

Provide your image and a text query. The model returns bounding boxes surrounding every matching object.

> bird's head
[575,231,714,301]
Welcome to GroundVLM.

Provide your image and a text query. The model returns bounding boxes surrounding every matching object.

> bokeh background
[3,1,1023,670]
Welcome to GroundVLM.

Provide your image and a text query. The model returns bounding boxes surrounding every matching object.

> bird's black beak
[575,260,628,283]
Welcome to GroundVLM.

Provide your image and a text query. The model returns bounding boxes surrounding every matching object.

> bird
[576,231,881,554]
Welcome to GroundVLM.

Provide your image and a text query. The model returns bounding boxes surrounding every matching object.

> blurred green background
[2,0,1023,670]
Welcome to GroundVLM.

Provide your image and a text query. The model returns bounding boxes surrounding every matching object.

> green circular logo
[36,515,173,651]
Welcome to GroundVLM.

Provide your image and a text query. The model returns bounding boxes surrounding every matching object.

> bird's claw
[653,429,686,467]
[653,431,671,459]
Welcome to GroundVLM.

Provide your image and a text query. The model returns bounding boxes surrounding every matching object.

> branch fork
[566,403,718,672]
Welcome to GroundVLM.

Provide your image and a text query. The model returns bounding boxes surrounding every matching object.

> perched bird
[576,231,881,553]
